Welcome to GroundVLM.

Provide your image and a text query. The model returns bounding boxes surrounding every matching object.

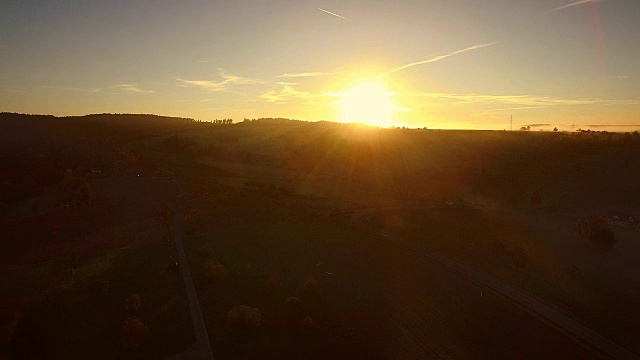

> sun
[338,81,394,127]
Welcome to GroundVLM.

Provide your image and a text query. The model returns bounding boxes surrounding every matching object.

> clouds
[317,8,348,20]
[39,83,153,94]
[177,69,263,93]
[258,70,340,103]
[110,84,154,94]
[1,89,27,93]
[277,72,334,78]
[408,92,640,107]
[384,43,499,75]
[551,0,604,12]
[258,82,319,104]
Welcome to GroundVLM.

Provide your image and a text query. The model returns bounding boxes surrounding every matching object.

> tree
[296,277,319,299]
[301,315,316,330]
[204,260,227,282]
[197,243,213,257]
[62,168,75,188]
[227,305,261,332]
[553,127,558,132]
[572,215,616,254]
[529,189,542,208]
[87,277,110,294]
[125,294,141,314]
[77,182,94,204]
[285,296,302,317]
[121,317,148,349]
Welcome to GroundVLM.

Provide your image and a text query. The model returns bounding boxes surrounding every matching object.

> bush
[204,261,228,282]
[227,305,261,332]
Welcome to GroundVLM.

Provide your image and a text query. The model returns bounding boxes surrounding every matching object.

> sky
[1,0,639,129]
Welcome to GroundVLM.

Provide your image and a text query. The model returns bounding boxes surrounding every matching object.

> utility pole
[510,115,513,131]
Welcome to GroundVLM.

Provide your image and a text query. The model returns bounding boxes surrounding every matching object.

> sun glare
[338,81,394,127]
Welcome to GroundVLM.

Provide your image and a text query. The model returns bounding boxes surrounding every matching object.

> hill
[2,113,640,359]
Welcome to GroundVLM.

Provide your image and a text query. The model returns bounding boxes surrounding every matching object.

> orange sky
[1,0,639,129]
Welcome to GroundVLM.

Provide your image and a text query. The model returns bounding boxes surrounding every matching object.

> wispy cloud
[42,84,152,94]
[470,106,546,117]
[177,69,263,93]
[1,89,27,93]
[318,8,348,20]
[408,92,640,106]
[614,75,629,79]
[385,43,499,75]
[42,85,101,93]
[110,84,154,94]
[277,72,333,78]
[258,83,322,104]
[551,0,603,12]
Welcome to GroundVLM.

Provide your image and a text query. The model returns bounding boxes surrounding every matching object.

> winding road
[154,172,638,359]
[352,217,640,360]
[163,177,214,360]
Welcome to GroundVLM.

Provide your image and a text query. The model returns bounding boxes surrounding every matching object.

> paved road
[352,219,640,360]
[163,177,214,360]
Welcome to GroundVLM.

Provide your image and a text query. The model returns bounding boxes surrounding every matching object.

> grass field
[3,116,640,359]
[1,176,193,359]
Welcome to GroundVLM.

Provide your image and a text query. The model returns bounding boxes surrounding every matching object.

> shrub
[227,305,261,331]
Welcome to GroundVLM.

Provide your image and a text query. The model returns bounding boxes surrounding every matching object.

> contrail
[318,7,348,20]
[384,42,499,75]
[551,0,601,12]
